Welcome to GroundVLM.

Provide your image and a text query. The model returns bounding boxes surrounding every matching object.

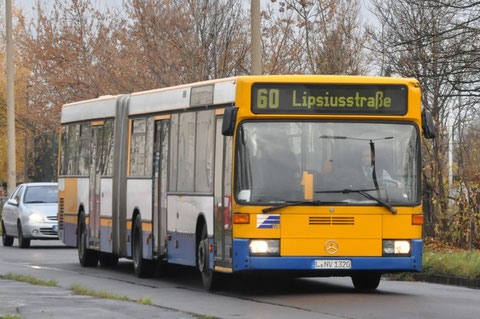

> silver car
[1,183,58,248]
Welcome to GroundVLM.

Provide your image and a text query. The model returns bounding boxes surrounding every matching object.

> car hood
[24,203,58,216]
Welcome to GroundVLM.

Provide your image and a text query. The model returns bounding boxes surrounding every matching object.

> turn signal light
[233,213,250,224]
[412,215,424,225]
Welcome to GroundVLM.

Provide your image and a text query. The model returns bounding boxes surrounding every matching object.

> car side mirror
[222,106,238,136]
[422,110,436,139]
[7,199,18,206]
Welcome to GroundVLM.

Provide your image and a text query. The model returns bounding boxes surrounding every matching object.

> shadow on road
[90,260,407,297]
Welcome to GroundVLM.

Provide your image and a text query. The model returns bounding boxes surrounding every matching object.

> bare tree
[268,0,370,75]
[118,0,250,87]
[261,3,304,74]
[369,0,480,239]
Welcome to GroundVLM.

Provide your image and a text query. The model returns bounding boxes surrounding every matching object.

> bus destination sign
[251,83,407,115]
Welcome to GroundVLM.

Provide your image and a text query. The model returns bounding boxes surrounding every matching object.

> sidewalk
[412,273,480,290]
[385,273,480,290]
[0,279,196,319]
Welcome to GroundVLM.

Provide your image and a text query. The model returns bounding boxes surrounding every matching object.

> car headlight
[249,239,280,255]
[29,212,44,223]
[383,240,411,256]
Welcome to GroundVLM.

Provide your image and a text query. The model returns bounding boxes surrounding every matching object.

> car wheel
[351,273,381,291]
[99,252,119,267]
[17,222,31,248]
[77,212,99,267]
[132,216,154,278]
[198,224,221,291]
[2,221,14,247]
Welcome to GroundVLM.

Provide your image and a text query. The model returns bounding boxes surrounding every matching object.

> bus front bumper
[232,239,422,273]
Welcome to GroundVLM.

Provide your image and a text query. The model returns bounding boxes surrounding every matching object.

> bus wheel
[198,225,219,291]
[132,217,154,278]
[351,273,381,291]
[77,213,99,267]
[99,253,119,267]
[2,221,14,247]
[17,222,31,248]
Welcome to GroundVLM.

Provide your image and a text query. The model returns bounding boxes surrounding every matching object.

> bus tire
[78,213,99,267]
[17,221,31,248]
[2,221,14,247]
[99,252,119,267]
[351,273,381,291]
[198,224,220,291]
[132,216,154,278]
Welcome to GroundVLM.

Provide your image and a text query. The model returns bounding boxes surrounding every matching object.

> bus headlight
[249,239,280,255]
[383,240,411,256]
[394,241,411,254]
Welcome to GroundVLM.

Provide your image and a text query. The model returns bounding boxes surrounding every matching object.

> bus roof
[60,75,419,124]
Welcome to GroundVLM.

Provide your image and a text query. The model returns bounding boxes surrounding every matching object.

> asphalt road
[0,239,478,319]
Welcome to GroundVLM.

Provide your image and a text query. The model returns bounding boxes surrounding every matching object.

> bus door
[214,117,233,267]
[153,119,169,256]
[88,124,103,249]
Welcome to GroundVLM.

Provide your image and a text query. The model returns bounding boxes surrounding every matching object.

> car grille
[40,228,58,236]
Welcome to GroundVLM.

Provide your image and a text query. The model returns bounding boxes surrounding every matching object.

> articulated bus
[58,75,435,290]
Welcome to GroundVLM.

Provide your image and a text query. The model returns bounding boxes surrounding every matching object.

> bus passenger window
[195,110,215,193]
[177,112,196,192]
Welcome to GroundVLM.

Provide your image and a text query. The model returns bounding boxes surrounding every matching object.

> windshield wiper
[25,200,45,203]
[316,188,397,214]
[262,200,324,213]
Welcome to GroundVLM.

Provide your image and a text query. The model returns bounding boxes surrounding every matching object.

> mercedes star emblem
[325,240,339,255]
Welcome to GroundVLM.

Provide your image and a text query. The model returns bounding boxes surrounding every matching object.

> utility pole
[6,0,16,194]
[250,0,261,75]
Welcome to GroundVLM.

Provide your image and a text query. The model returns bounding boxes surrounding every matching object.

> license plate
[314,259,351,269]
[52,225,57,232]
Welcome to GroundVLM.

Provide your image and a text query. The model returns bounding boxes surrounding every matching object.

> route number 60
[256,89,280,109]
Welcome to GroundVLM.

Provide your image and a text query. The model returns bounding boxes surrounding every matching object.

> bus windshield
[235,121,419,206]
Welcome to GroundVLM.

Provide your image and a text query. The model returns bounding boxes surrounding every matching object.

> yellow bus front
[229,76,424,287]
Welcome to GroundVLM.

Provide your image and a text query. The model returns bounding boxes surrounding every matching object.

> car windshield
[235,121,419,206]
[24,186,58,204]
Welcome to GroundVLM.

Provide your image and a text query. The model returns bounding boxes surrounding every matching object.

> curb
[411,273,480,290]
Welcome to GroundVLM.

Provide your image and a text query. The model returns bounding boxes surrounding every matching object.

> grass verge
[422,249,480,279]
[70,284,129,301]
[0,275,154,308]
[137,297,153,305]
[392,248,480,281]
[70,284,155,306]
[0,315,22,319]
[0,273,57,287]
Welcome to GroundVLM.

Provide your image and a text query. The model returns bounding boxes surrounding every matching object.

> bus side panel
[100,177,113,253]
[77,177,91,248]
[167,195,214,266]
[78,177,90,217]
[126,179,152,259]
[58,177,89,247]
[126,179,153,223]
[58,177,78,247]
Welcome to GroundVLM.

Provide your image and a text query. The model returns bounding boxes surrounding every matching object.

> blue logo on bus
[257,214,280,229]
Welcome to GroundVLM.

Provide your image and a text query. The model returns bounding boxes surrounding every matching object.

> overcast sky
[14,0,378,24]
[14,0,119,16]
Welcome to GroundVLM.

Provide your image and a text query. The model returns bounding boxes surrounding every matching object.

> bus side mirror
[222,106,238,136]
[422,110,436,139]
